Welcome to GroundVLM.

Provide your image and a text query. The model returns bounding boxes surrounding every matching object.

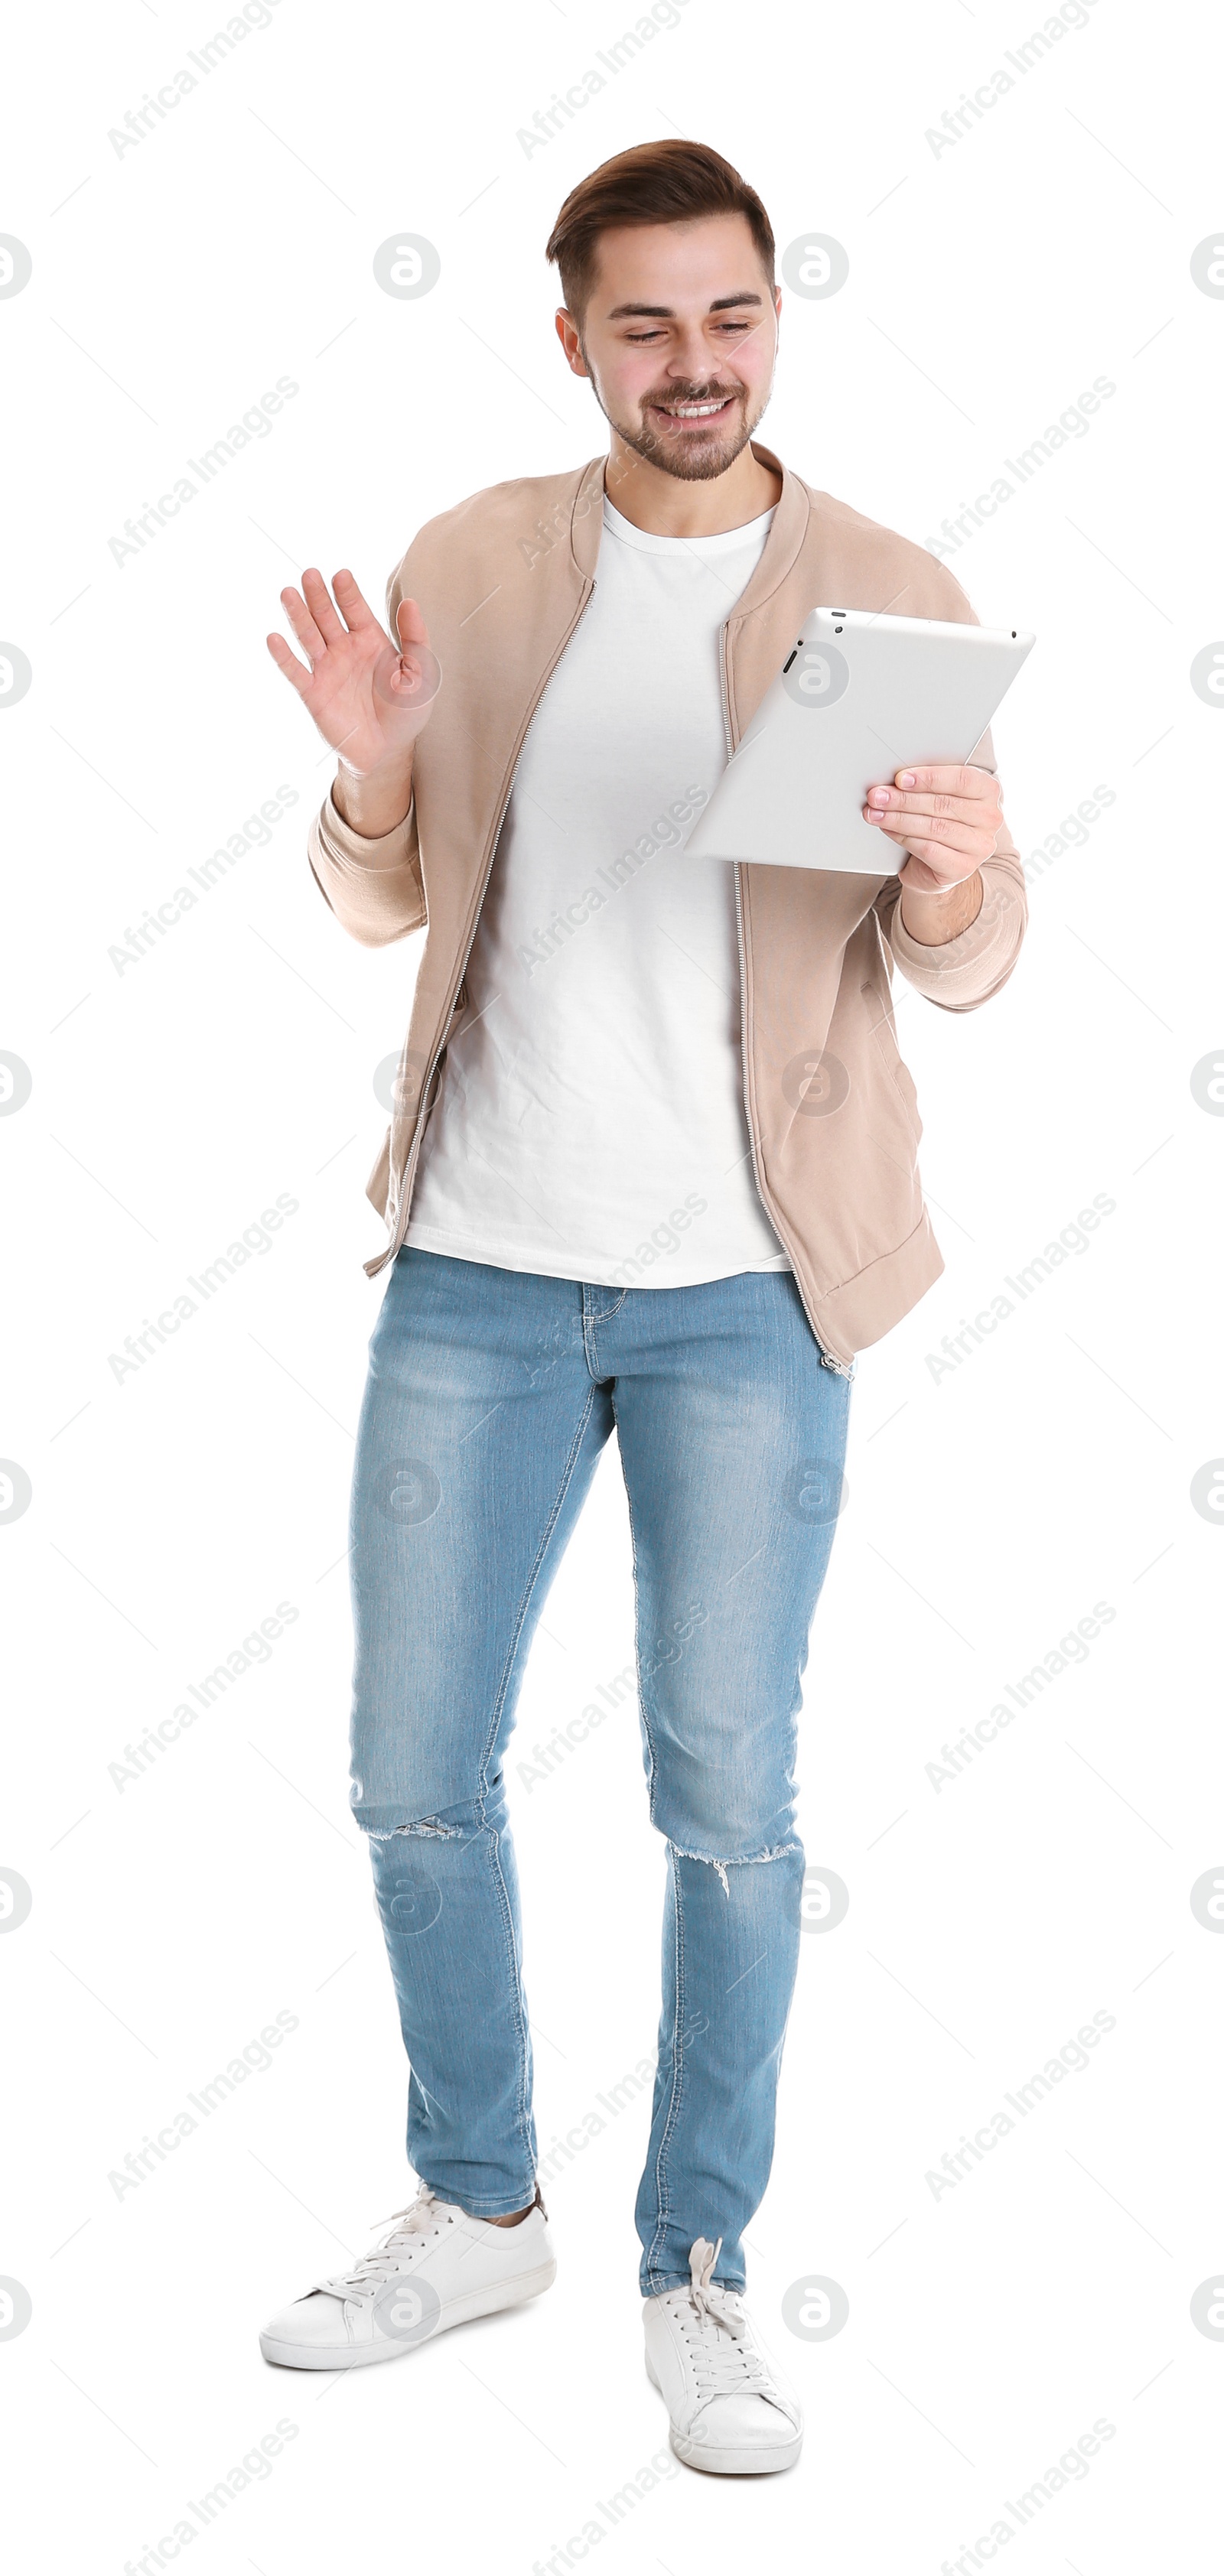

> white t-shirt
[405,493,790,1288]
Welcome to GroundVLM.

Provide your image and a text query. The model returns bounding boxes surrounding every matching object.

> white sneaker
[259,2184,555,2369]
[643,2236,802,2475]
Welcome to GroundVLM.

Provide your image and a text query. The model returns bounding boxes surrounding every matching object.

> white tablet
[685,607,1035,873]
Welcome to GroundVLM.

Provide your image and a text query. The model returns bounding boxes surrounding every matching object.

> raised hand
[266,568,440,782]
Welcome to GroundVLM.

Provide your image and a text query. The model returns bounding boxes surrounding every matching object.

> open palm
[266,567,439,778]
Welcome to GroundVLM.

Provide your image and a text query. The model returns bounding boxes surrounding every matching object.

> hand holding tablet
[861,756,1007,903]
[684,607,1035,876]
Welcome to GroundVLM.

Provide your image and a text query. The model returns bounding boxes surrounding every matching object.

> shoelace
[666,2236,778,2402]
[317,2187,450,2301]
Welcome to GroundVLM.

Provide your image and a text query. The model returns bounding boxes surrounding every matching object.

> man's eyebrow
[604,291,766,320]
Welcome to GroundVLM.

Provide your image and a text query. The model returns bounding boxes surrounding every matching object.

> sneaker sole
[644,2351,802,2476]
[259,2259,557,2369]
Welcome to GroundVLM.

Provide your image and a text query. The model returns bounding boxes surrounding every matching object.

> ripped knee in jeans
[365,1803,477,1844]
[667,1836,802,1897]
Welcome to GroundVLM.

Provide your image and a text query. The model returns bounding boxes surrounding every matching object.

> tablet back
[685,607,1035,873]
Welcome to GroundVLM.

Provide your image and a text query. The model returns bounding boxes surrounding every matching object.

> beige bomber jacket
[307,444,1027,1369]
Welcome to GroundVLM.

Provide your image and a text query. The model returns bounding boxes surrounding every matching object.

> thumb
[395,596,431,655]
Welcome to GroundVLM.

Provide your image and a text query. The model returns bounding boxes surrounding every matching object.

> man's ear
[555,307,590,377]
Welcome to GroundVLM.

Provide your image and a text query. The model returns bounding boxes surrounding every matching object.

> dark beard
[584,363,767,484]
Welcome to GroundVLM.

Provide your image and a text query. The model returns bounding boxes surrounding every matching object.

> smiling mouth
[648,393,740,426]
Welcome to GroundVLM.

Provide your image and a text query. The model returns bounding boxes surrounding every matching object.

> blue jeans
[349,1247,851,2294]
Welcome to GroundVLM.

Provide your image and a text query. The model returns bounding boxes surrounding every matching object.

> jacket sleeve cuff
[314,784,418,877]
[883,862,1026,1011]
[308,785,426,946]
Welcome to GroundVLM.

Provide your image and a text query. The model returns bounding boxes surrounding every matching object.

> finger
[395,594,432,652]
[891,764,997,801]
[871,788,994,819]
[330,567,383,634]
[265,632,314,700]
[868,785,999,826]
[278,585,327,663]
[881,840,994,880]
[301,566,350,650]
[864,811,994,860]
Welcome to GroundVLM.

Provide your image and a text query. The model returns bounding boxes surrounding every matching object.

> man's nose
[662,327,730,380]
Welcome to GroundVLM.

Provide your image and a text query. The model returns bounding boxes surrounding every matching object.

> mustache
[644,382,744,408]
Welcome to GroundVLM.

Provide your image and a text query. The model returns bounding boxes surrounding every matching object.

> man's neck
[604,437,782,538]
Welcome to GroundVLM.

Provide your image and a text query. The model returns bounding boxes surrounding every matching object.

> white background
[3,0,1222,2567]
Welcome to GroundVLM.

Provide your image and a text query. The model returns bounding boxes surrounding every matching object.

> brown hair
[545,139,775,326]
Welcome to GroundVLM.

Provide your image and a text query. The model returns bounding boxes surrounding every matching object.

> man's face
[558,212,780,483]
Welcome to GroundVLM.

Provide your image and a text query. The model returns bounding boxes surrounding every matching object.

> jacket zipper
[720,620,855,1377]
[384,574,598,1257]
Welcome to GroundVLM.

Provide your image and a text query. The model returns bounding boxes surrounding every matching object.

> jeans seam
[613,1386,660,1818]
[475,1377,602,2178]
[582,1283,627,1366]
[479,1827,537,2191]
[477,1377,601,1806]
[643,1842,687,2291]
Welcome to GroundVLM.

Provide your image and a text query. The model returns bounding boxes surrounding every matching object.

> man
[259,139,1024,2475]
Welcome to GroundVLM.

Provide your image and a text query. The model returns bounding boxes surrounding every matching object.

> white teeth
[659,398,730,417]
